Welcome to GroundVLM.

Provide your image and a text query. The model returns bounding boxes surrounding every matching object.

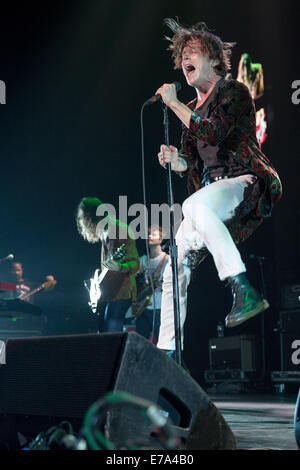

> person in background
[135,226,169,344]
[9,261,56,302]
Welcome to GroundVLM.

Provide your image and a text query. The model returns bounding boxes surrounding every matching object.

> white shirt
[139,252,168,310]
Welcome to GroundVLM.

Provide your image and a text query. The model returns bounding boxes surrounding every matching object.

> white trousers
[157,174,256,351]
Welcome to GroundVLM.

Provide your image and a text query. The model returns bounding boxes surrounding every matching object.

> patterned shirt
[193,78,252,182]
[178,78,282,246]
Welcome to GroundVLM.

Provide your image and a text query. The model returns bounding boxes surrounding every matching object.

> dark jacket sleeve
[177,123,199,177]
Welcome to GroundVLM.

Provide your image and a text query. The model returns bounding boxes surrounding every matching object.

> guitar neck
[20,284,44,300]
[98,266,109,284]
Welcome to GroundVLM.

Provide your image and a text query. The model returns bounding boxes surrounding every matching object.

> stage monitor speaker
[0,332,236,450]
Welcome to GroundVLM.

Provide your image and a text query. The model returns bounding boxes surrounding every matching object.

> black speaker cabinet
[209,335,260,371]
[0,332,236,450]
[280,284,300,310]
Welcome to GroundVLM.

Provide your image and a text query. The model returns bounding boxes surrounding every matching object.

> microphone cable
[140,101,158,342]
[139,83,181,343]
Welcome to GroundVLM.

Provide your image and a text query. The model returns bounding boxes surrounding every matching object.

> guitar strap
[145,253,168,283]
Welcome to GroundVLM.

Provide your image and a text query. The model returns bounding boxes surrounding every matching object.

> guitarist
[76,197,139,333]
[135,226,169,344]
[9,261,56,303]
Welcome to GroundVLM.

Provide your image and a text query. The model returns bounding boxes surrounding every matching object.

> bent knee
[182,198,210,221]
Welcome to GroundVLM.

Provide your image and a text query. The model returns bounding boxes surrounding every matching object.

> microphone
[145,81,181,105]
[0,254,14,263]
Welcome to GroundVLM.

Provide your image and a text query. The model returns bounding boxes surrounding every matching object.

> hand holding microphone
[144,80,187,174]
[158,145,179,169]
[145,81,181,106]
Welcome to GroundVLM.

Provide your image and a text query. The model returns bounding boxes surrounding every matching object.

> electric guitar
[132,278,162,318]
[84,244,126,313]
[18,279,57,301]
[132,253,167,317]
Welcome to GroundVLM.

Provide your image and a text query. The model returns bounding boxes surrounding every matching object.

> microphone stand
[257,255,267,381]
[162,102,182,366]
[251,254,267,381]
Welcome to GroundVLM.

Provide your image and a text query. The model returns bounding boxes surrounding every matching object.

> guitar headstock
[41,280,57,290]
[112,244,126,261]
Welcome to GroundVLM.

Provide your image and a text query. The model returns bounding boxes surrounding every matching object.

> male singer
[154,19,282,355]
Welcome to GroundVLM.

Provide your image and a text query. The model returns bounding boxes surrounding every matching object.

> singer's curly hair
[164,18,236,77]
[76,197,106,244]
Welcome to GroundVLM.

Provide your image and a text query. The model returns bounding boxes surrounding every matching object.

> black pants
[98,298,132,333]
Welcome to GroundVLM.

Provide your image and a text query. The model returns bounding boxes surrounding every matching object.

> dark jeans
[99,298,132,333]
[136,308,161,344]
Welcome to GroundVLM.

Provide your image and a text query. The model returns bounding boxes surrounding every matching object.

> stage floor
[211,393,298,450]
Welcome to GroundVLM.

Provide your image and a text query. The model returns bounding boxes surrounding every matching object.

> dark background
[0,0,299,384]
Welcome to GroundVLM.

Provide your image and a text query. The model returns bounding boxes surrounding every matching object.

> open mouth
[184,64,196,78]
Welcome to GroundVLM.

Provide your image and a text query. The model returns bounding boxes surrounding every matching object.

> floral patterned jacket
[178,78,282,245]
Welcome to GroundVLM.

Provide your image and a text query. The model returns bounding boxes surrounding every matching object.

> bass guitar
[132,278,162,318]
[132,253,167,317]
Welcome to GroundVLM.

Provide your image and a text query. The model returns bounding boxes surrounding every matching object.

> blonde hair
[76,197,105,243]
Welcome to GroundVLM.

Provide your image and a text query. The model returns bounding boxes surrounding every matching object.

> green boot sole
[225,298,269,328]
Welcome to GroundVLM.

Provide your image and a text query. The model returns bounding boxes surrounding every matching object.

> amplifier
[281,284,300,310]
[209,335,259,371]
[271,371,300,383]
[204,369,257,383]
